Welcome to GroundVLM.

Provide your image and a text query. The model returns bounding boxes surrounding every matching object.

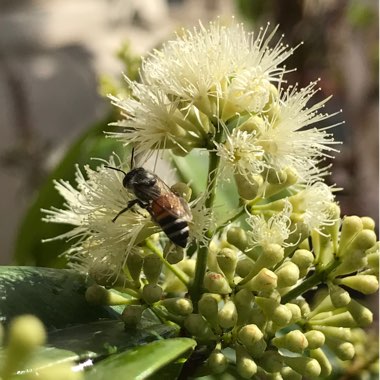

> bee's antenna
[130,147,135,169]
[104,166,128,176]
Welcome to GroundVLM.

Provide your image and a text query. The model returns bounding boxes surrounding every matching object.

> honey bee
[106,165,192,248]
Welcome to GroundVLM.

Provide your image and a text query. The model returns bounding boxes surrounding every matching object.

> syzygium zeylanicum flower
[43,18,379,380]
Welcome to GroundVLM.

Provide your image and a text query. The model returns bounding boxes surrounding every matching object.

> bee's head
[123,167,156,189]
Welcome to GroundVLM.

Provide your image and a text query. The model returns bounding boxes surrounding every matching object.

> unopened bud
[325,337,355,360]
[216,248,238,282]
[204,272,232,294]
[218,300,238,329]
[285,303,302,324]
[338,215,363,256]
[161,297,193,316]
[166,246,184,264]
[243,268,277,292]
[184,314,215,341]
[236,257,254,277]
[309,348,332,377]
[312,325,351,341]
[361,216,375,230]
[281,366,302,380]
[227,227,248,251]
[329,284,351,307]
[257,350,283,373]
[142,283,163,304]
[171,182,192,202]
[198,293,220,329]
[238,115,265,134]
[283,356,321,378]
[346,299,373,327]
[309,311,356,328]
[122,305,145,326]
[293,298,310,317]
[235,173,262,200]
[234,288,254,325]
[126,253,143,283]
[207,350,228,374]
[291,249,314,277]
[264,167,298,198]
[272,330,308,353]
[336,274,379,295]
[255,297,292,327]
[275,262,300,288]
[367,247,379,272]
[304,330,325,349]
[143,254,162,284]
[235,344,258,378]
[343,229,377,257]
[238,324,264,348]
[86,284,132,305]
[88,265,127,288]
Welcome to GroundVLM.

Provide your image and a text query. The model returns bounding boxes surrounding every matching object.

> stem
[190,123,224,310]
[281,259,341,303]
[145,239,189,287]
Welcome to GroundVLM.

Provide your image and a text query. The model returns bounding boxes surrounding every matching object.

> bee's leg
[112,199,144,222]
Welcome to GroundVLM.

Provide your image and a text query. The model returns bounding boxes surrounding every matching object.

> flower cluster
[44,19,379,379]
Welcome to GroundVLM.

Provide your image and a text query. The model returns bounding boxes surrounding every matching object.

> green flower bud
[361,216,375,231]
[235,344,258,378]
[122,305,145,326]
[304,330,325,349]
[272,330,308,353]
[342,229,377,257]
[161,297,193,316]
[238,324,264,347]
[170,182,192,202]
[336,274,379,294]
[243,268,278,292]
[367,247,379,272]
[204,272,232,295]
[234,288,254,325]
[346,299,373,327]
[248,305,267,331]
[284,303,302,324]
[325,336,355,360]
[184,314,216,341]
[283,356,321,378]
[218,300,238,329]
[235,172,262,200]
[292,298,310,317]
[263,167,288,185]
[291,249,314,277]
[312,325,351,341]
[281,366,302,380]
[207,350,228,374]
[323,203,341,252]
[309,311,356,328]
[258,350,284,373]
[309,348,332,377]
[142,284,163,304]
[275,262,300,288]
[255,297,292,327]
[143,254,162,284]
[238,115,265,134]
[236,257,255,278]
[263,167,298,198]
[126,253,144,283]
[198,293,220,328]
[216,248,238,282]
[332,249,367,277]
[329,284,351,307]
[338,215,363,256]
[227,227,248,251]
[86,284,133,305]
[88,265,128,288]
[165,246,184,264]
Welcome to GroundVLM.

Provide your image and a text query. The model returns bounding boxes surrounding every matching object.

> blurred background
[0,0,378,265]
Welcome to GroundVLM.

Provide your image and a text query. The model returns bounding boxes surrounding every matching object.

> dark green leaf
[85,338,196,380]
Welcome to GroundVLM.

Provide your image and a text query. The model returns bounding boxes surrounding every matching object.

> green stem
[190,123,224,310]
[281,259,341,304]
[145,239,189,287]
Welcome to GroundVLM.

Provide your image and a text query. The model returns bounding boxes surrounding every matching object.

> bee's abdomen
[156,214,189,248]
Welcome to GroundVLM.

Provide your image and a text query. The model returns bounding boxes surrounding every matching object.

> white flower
[42,156,157,273]
[247,200,293,248]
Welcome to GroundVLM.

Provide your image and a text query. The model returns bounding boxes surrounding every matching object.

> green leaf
[0,266,115,328]
[13,113,126,267]
[85,338,196,380]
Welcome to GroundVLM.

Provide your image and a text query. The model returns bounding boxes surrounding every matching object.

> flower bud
[88,265,127,288]
[309,348,332,377]
[243,268,277,292]
[309,311,356,328]
[283,356,321,378]
[263,167,298,198]
[272,330,308,353]
[346,299,373,327]
[234,288,254,325]
[248,305,267,331]
[216,248,238,282]
[275,262,300,288]
[235,344,258,378]
[218,300,238,329]
[255,297,292,327]
[184,314,215,341]
[336,274,379,295]
[342,229,377,257]
[367,247,379,272]
[161,297,193,316]
[235,173,262,200]
[226,227,248,251]
[85,284,132,305]
[142,284,163,304]
[122,305,145,326]
[263,168,287,185]
[166,246,184,264]
[238,324,264,348]
[170,182,192,202]
[204,272,232,294]
[293,298,310,317]
[338,215,363,256]
[291,249,314,277]
[143,254,162,284]
[361,216,375,230]
[312,325,351,341]
[198,293,220,330]
[236,257,255,278]
[238,115,265,134]
[329,284,351,307]
[207,350,228,374]
[281,366,302,380]
[285,303,302,324]
[126,253,144,283]
[325,337,355,360]
[332,249,367,277]
[304,330,325,349]
[257,350,283,373]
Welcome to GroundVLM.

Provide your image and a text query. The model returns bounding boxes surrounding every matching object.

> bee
[105,165,192,248]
